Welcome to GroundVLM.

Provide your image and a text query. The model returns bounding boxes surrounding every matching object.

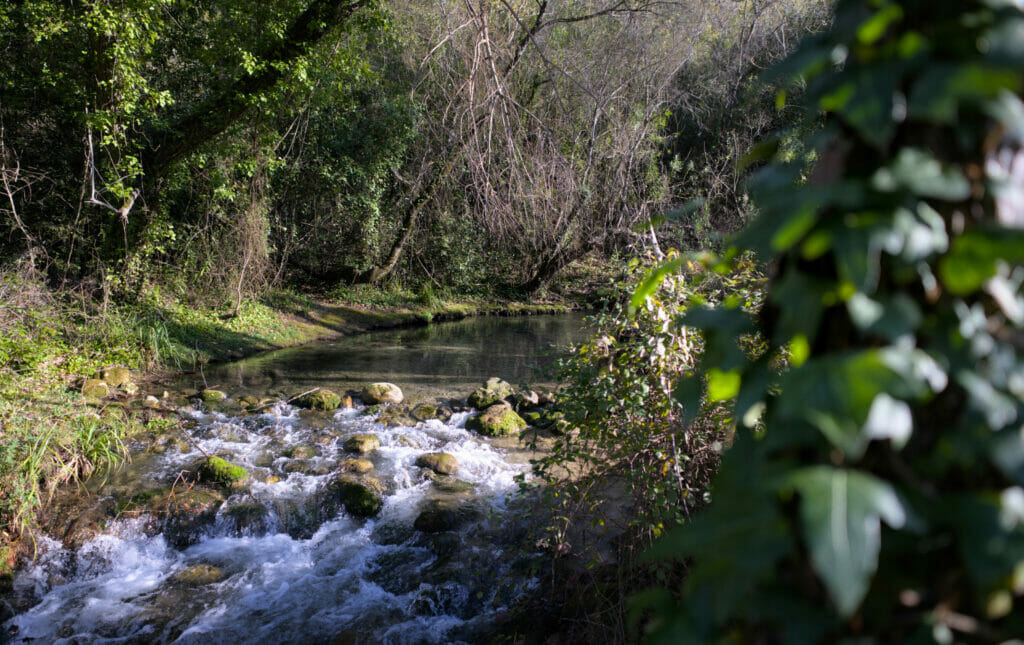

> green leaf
[871,148,970,200]
[940,228,1024,295]
[788,467,906,617]
[775,350,931,457]
[856,3,903,45]
[948,492,1024,592]
[707,368,741,402]
[629,258,684,314]
[820,65,901,148]
[909,64,1023,123]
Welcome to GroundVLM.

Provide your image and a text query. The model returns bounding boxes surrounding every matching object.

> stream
[2,313,589,644]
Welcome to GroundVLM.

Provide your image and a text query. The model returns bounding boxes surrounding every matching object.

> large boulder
[135,487,226,549]
[361,383,404,405]
[296,389,342,411]
[467,377,515,409]
[328,474,384,517]
[415,452,459,476]
[512,390,540,412]
[343,434,380,454]
[465,402,527,437]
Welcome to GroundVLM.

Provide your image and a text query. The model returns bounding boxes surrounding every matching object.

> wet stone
[285,445,317,460]
[200,389,227,403]
[416,452,459,476]
[297,389,342,411]
[173,563,227,586]
[343,434,380,454]
[413,498,481,533]
[361,382,404,405]
[339,458,375,474]
[327,474,384,518]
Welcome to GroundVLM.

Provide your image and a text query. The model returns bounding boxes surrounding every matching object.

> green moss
[330,474,384,517]
[466,403,527,437]
[199,456,249,488]
[200,389,227,403]
[296,389,341,410]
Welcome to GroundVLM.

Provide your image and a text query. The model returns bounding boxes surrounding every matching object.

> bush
[527,252,764,636]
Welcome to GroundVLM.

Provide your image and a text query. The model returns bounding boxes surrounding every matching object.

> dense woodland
[2,0,1024,642]
[0,0,827,300]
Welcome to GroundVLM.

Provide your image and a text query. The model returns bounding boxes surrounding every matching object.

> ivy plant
[636,0,1024,642]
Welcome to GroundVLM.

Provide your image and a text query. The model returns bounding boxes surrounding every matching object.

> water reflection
[179,313,590,401]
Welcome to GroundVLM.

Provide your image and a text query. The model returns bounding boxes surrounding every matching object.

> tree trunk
[520,243,586,293]
[351,154,458,285]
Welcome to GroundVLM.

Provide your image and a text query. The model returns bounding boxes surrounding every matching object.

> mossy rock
[361,404,383,416]
[82,379,109,399]
[200,389,227,403]
[285,445,317,460]
[467,377,515,409]
[198,456,249,489]
[413,498,480,533]
[151,487,227,549]
[465,402,527,437]
[430,475,476,495]
[173,563,227,586]
[222,500,270,535]
[339,459,375,474]
[343,434,380,454]
[377,406,418,427]
[282,459,329,475]
[411,404,439,421]
[102,366,132,387]
[416,452,459,476]
[361,382,404,405]
[513,390,540,411]
[297,389,342,411]
[328,474,384,517]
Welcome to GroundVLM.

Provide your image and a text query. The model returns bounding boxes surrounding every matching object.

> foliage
[638,1,1024,642]
[527,252,764,637]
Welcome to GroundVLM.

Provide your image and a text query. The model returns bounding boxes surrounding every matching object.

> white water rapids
[3,403,544,644]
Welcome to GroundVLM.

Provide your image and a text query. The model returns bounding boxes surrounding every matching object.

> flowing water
[2,314,589,644]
